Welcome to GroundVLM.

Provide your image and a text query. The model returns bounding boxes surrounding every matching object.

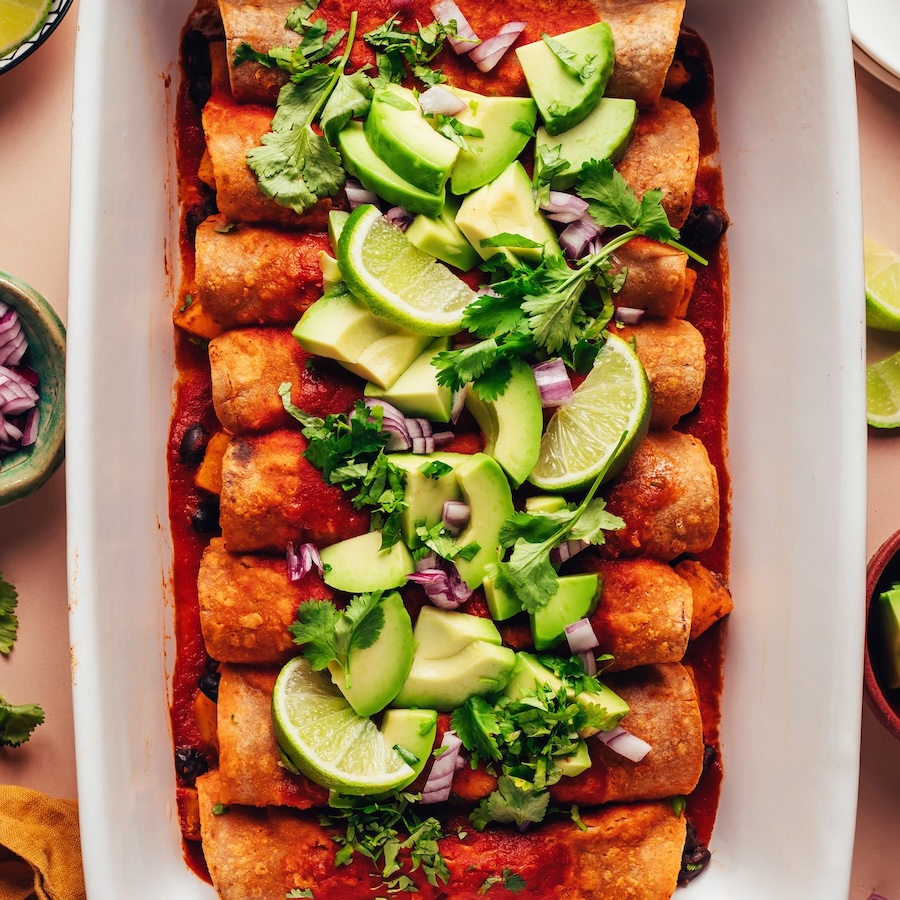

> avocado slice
[525,495,568,515]
[555,740,591,777]
[327,591,414,717]
[338,121,446,218]
[576,685,630,735]
[879,585,900,689]
[318,251,342,289]
[388,451,468,543]
[482,574,523,622]
[503,651,567,699]
[392,639,516,711]
[405,197,480,272]
[536,98,637,191]
[412,606,503,658]
[328,209,350,253]
[380,708,438,781]
[346,330,434,389]
[530,574,602,651]
[364,85,460,194]
[365,338,454,422]
[464,359,543,487]
[456,161,558,265]
[447,89,538,195]
[515,23,615,136]
[319,530,414,593]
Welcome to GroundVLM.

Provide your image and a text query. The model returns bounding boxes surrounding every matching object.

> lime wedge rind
[865,238,900,332]
[272,656,416,795]
[867,351,900,428]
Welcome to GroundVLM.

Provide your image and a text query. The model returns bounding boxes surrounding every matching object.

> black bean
[182,31,212,108]
[680,205,730,249]
[198,671,220,703]
[174,746,209,786]
[678,821,712,885]
[702,741,717,772]
[184,195,218,240]
[191,496,220,534]
[179,423,209,464]
[670,52,710,108]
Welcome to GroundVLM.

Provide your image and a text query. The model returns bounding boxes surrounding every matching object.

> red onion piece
[433,431,454,448]
[431,0,481,54]
[385,207,415,231]
[345,179,379,209]
[286,542,323,582]
[442,499,470,533]
[564,617,600,654]
[407,560,472,609]
[468,21,525,72]
[559,217,601,259]
[11,365,39,387]
[532,358,573,408]
[596,726,652,762]
[614,306,646,326]
[540,191,590,224]
[420,730,464,804]
[577,650,597,677]
[419,85,468,116]
[416,552,440,572]
[549,538,587,565]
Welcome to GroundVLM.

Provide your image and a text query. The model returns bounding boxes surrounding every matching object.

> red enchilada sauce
[168,5,730,889]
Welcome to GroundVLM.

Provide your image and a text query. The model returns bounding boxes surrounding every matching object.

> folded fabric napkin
[0,786,85,900]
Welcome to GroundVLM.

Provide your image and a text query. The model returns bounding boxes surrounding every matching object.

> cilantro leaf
[576,158,642,229]
[364,15,452,86]
[541,33,598,83]
[472,776,550,830]
[532,144,569,209]
[320,69,374,144]
[0,696,44,748]
[479,233,545,250]
[0,573,18,655]
[290,592,387,686]
[450,696,502,762]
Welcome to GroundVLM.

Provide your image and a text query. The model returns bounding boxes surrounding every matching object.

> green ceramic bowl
[0,272,66,507]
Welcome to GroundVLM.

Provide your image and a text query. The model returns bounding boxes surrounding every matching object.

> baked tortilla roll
[197,770,685,899]
[219,430,370,553]
[616,98,699,228]
[610,238,697,319]
[202,43,332,228]
[198,538,333,664]
[591,0,686,107]
[216,665,329,808]
[612,318,706,428]
[196,216,331,327]
[209,327,361,434]
[674,559,734,639]
[602,430,720,561]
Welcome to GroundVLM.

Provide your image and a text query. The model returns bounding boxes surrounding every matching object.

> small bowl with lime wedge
[0,0,73,75]
[865,529,900,739]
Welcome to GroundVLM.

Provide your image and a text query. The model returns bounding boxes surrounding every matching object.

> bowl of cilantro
[0,272,65,508]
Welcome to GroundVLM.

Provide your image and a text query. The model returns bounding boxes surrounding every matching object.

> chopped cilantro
[478,868,527,894]
[364,15,454,86]
[212,803,229,816]
[285,890,314,899]
[541,32,599,83]
[0,695,44,748]
[671,795,687,818]
[289,592,388,688]
[0,573,18,655]
[418,460,453,480]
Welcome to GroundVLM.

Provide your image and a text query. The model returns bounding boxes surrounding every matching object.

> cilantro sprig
[236,3,360,213]
[433,159,707,399]
[279,388,407,547]
[0,573,18,655]
[487,451,626,614]
[290,592,388,687]
[364,15,456,86]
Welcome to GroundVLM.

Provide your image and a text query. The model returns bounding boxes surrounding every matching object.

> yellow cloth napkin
[0,787,85,900]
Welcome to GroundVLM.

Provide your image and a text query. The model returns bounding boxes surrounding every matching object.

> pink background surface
[0,5,898,897]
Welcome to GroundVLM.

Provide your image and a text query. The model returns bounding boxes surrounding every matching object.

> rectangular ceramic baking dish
[66,0,867,896]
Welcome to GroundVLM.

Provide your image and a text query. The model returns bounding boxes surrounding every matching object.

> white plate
[849,0,900,82]
[66,1,866,897]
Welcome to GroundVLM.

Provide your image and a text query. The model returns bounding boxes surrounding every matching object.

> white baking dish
[66,1,866,896]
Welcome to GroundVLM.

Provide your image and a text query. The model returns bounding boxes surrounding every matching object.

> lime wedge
[337,204,476,335]
[272,656,417,795]
[867,350,900,428]
[865,238,900,332]
[529,334,651,492]
[0,0,51,57]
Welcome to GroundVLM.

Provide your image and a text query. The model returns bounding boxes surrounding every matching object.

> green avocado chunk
[447,89,538,195]
[380,708,438,780]
[515,23,615,136]
[326,591,414,717]
[555,740,591,777]
[319,530,414,593]
[412,605,503,657]
[879,584,900,689]
[365,85,460,194]
[530,573,602,651]
[405,197,480,272]
[338,121,446,218]
[536,97,638,190]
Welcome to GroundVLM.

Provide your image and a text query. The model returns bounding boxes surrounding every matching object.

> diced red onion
[532,358,573,408]
[596,726,652,762]
[549,538,587,564]
[614,306,646,326]
[407,560,472,609]
[559,217,601,259]
[420,730,464,803]
[345,179,379,209]
[564,617,600,654]
[442,500,470,534]
[286,542,323,582]
[419,85,468,116]
[468,21,525,72]
[577,650,597,677]
[416,552,440,572]
[433,431,454,448]
[11,365,39,387]
[540,191,589,224]
[385,207,415,231]
[431,0,481,54]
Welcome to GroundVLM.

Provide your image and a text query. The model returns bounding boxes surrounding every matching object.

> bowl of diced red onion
[0,272,65,506]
